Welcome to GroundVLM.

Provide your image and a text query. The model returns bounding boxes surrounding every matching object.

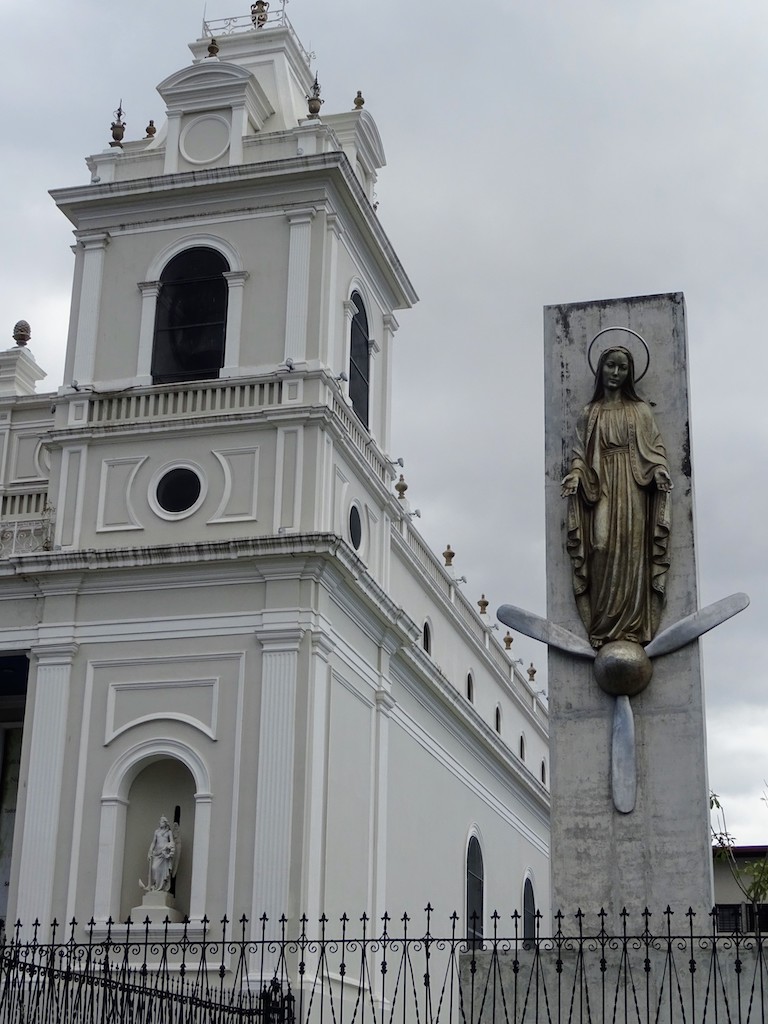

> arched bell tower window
[349,291,370,427]
[152,247,229,384]
[466,835,484,943]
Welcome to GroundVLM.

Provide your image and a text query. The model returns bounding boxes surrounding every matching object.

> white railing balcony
[0,518,53,558]
[202,4,313,67]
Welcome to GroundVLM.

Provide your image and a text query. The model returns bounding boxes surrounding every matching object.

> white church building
[0,5,549,940]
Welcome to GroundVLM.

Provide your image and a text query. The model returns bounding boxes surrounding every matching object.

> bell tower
[49,6,415,562]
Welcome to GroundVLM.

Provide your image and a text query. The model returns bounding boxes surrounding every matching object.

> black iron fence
[0,908,765,1024]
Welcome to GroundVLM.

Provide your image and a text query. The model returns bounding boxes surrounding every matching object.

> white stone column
[324,215,342,371]
[136,280,161,383]
[72,233,109,384]
[367,335,381,441]
[189,792,213,921]
[16,644,77,936]
[381,314,399,453]
[229,104,248,165]
[370,682,396,925]
[284,209,316,363]
[93,796,128,922]
[251,628,303,935]
[164,113,181,174]
[302,632,334,925]
[222,270,249,375]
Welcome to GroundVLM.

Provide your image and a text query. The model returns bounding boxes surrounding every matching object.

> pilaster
[136,280,161,383]
[284,209,316,363]
[302,631,334,925]
[381,314,399,453]
[251,628,303,933]
[72,233,109,384]
[164,113,181,174]
[222,270,249,374]
[16,644,78,936]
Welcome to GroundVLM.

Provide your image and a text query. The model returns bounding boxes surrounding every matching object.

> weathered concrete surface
[461,939,763,1024]
[544,294,713,928]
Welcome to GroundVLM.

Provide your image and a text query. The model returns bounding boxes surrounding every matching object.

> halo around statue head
[587,327,650,383]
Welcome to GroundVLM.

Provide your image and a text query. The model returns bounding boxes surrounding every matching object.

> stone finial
[527,662,537,682]
[478,594,489,616]
[110,101,126,149]
[251,1,269,28]
[307,75,324,119]
[206,38,220,57]
[354,90,365,109]
[443,544,455,567]
[12,320,30,347]
[145,120,156,139]
[503,631,513,650]
[395,474,408,500]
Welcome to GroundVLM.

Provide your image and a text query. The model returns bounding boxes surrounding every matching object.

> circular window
[349,505,362,550]
[156,468,202,514]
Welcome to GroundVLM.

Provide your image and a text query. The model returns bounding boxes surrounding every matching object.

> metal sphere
[593,640,653,697]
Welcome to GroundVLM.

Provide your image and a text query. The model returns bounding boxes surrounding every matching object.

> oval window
[349,506,362,550]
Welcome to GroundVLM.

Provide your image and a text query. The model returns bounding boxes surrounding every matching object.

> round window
[156,467,202,514]
[349,505,362,550]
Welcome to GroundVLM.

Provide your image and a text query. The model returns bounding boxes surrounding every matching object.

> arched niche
[94,739,212,925]
[121,759,196,922]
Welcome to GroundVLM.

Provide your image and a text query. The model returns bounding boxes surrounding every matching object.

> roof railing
[202,4,313,68]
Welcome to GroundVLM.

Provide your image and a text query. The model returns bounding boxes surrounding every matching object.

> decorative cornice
[50,152,418,308]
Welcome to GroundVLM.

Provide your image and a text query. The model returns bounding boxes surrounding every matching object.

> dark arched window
[152,247,229,384]
[467,836,484,943]
[349,291,370,427]
[422,622,431,654]
[466,673,474,703]
[494,706,502,734]
[541,760,547,786]
[519,734,526,761]
[523,878,536,943]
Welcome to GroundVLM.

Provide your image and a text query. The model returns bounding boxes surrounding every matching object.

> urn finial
[12,320,30,347]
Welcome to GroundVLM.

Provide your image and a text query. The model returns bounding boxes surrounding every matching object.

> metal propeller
[497,593,749,812]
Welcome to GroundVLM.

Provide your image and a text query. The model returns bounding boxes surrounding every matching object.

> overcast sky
[4,0,767,845]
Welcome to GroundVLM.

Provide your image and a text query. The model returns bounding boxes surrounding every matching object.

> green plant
[711,791,768,929]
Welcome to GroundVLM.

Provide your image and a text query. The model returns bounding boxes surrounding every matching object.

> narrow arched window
[152,247,229,384]
[422,622,431,654]
[467,836,484,943]
[466,673,474,703]
[541,760,547,786]
[494,706,502,734]
[523,878,536,944]
[349,291,370,427]
[519,734,526,761]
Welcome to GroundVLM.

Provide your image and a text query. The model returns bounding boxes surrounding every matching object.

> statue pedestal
[544,293,714,928]
[130,890,183,925]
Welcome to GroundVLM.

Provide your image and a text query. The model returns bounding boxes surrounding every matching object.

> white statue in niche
[139,815,181,893]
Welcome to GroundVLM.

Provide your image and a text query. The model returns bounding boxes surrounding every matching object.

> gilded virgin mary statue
[561,345,672,648]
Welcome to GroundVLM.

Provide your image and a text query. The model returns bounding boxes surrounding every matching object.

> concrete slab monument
[499,293,747,927]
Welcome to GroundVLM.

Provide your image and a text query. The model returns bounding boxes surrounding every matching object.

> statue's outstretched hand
[561,473,578,497]
[654,468,673,492]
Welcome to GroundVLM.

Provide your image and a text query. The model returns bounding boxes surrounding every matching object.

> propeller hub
[594,641,653,697]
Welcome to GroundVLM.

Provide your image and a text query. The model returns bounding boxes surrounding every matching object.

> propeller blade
[497,604,596,659]
[645,592,750,659]
[612,695,636,814]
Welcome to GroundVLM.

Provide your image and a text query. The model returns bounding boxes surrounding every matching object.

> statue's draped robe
[566,399,671,647]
